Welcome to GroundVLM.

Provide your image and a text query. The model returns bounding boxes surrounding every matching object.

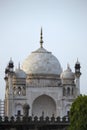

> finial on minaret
[40,28,43,48]
[76,58,80,64]
[8,57,14,69]
[10,57,12,61]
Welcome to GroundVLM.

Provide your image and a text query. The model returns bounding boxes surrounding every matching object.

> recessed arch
[15,103,23,116]
[67,87,70,96]
[65,104,71,116]
[32,94,56,117]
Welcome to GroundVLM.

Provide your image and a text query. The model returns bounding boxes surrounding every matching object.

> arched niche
[32,94,56,117]
[15,103,23,116]
[65,104,71,116]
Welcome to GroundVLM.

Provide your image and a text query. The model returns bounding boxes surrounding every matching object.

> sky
[0,0,87,99]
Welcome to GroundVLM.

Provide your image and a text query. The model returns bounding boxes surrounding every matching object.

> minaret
[40,28,43,48]
[4,58,14,117]
[4,66,9,80]
[75,59,81,96]
[8,58,14,96]
[4,66,9,116]
[8,58,14,72]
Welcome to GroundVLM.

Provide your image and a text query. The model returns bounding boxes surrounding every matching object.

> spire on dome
[67,63,69,69]
[40,28,43,48]
[67,63,70,70]
[18,62,20,70]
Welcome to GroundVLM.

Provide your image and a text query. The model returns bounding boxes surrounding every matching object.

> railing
[0,115,70,123]
[0,116,70,130]
[0,100,5,117]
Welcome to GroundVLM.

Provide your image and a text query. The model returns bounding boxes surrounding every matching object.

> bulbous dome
[22,47,62,75]
[61,65,75,80]
[15,67,26,78]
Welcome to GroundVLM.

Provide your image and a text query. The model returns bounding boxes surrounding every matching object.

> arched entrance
[32,95,56,117]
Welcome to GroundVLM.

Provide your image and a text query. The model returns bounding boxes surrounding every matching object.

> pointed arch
[67,87,70,96]
[32,94,56,117]
[65,104,71,116]
[63,87,66,96]
[15,103,23,116]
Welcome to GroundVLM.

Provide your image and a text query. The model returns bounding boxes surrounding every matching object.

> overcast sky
[0,0,87,99]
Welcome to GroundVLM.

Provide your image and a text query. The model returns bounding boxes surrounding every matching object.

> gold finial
[40,28,43,48]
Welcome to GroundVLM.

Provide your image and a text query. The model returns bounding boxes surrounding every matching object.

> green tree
[68,95,87,130]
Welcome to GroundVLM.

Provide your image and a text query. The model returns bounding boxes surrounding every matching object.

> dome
[61,65,75,80]
[15,66,26,78]
[22,47,62,75]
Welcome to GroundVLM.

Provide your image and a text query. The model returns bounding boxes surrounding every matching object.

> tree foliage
[68,95,87,130]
